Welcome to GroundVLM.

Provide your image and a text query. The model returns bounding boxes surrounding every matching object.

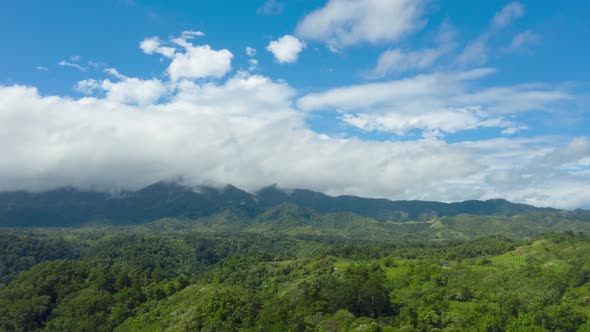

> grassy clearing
[333,259,355,270]
[490,252,526,266]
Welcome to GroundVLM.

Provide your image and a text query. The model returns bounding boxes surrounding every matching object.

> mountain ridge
[0,181,574,227]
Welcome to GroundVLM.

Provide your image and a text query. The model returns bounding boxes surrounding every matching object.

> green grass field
[490,252,526,266]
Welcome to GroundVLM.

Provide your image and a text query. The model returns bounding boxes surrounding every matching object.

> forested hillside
[2,184,590,331]
[1,226,590,331]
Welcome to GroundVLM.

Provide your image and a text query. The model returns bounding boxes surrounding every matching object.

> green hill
[3,229,589,331]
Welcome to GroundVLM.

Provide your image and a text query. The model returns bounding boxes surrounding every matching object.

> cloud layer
[0,66,587,208]
[2,2,589,210]
[298,68,569,137]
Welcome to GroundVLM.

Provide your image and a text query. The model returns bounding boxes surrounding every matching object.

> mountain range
[0,181,585,228]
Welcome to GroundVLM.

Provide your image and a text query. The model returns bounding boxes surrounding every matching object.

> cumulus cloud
[140,32,233,80]
[100,78,167,106]
[140,37,176,58]
[296,0,426,50]
[36,66,48,72]
[75,71,167,106]
[74,79,101,94]
[266,35,306,63]
[0,81,477,200]
[167,44,233,80]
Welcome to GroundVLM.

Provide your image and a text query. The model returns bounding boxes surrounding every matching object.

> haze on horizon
[0,0,589,209]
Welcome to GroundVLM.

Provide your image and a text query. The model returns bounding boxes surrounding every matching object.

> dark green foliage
[1,226,590,331]
[0,233,79,286]
[328,263,394,317]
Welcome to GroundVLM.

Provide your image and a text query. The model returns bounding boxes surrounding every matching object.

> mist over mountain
[0,180,574,228]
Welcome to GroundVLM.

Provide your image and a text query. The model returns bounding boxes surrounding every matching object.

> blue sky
[0,0,589,208]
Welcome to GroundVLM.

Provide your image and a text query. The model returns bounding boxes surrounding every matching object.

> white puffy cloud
[75,73,167,107]
[75,79,101,94]
[100,78,167,106]
[36,66,48,72]
[171,71,296,118]
[0,82,476,200]
[140,32,233,81]
[296,0,426,50]
[266,35,306,63]
[167,44,233,80]
[140,37,176,58]
[140,37,162,54]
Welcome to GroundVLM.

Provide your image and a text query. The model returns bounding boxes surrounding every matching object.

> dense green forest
[2,184,590,330]
[1,224,590,331]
